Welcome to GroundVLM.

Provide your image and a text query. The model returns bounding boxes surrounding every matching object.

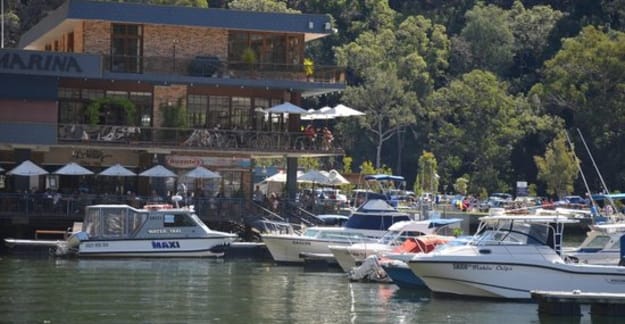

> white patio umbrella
[331,104,366,117]
[184,166,221,179]
[139,165,177,178]
[99,164,136,177]
[7,160,48,176]
[53,162,94,176]
[326,169,350,186]
[297,170,331,185]
[265,102,308,114]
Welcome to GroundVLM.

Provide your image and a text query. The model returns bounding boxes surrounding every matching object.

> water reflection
[0,257,601,324]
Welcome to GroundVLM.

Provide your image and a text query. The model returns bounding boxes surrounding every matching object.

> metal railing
[102,55,345,84]
[57,123,343,153]
[0,192,245,223]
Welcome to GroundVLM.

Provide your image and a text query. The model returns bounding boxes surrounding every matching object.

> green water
[0,256,601,324]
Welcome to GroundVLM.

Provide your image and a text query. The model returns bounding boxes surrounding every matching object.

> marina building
[0,0,345,221]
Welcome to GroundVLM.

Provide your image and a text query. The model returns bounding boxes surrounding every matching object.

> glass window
[228,31,295,66]
[59,87,80,99]
[81,89,105,100]
[188,95,208,127]
[163,214,196,227]
[111,24,143,73]
[208,96,230,128]
[59,101,84,124]
[231,97,251,129]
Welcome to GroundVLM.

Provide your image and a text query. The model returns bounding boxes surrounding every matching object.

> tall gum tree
[427,70,558,194]
[531,25,625,190]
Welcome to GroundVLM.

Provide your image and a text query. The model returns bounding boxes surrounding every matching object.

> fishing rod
[576,128,618,214]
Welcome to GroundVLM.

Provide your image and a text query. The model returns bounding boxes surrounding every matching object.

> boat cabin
[83,204,208,240]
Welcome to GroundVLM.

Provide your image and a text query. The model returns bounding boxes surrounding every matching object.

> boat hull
[408,256,625,299]
[381,262,426,288]
[262,235,351,264]
[78,237,235,257]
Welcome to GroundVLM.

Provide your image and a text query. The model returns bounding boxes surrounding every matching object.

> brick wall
[144,25,227,59]
[83,20,111,55]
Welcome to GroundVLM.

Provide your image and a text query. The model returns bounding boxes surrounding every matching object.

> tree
[414,151,438,195]
[508,1,565,91]
[228,0,299,13]
[531,25,625,190]
[427,70,557,195]
[454,177,469,195]
[455,2,515,76]
[341,67,418,168]
[534,132,578,199]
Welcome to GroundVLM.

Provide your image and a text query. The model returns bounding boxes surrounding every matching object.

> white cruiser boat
[261,227,377,264]
[330,218,462,272]
[564,222,625,265]
[56,204,237,257]
[407,212,625,299]
[262,199,412,264]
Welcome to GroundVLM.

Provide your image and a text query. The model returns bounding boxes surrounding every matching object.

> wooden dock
[531,290,625,316]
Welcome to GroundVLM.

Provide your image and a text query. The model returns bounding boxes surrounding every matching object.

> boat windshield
[473,220,549,246]
[378,230,426,245]
[583,235,612,249]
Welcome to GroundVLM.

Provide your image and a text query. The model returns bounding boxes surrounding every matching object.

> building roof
[19,0,333,49]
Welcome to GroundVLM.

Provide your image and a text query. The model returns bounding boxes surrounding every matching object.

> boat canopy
[591,193,625,200]
[83,205,147,240]
[363,174,405,182]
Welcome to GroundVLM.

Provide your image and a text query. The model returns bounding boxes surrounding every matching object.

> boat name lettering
[453,264,512,271]
[292,240,311,246]
[147,228,182,234]
[608,278,625,284]
[152,241,181,249]
[84,242,109,248]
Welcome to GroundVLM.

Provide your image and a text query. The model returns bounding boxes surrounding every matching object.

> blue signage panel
[0,49,101,78]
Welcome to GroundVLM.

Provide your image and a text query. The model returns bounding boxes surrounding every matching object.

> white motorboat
[330,218,462,272]
[407,211,625,299]
[261,227,377,263]
[262,199,412,264]
[564,222,625,265]
[56,204,237,257]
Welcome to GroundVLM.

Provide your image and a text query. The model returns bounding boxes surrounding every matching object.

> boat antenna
[563,130,598,215]
[576,128,618,215]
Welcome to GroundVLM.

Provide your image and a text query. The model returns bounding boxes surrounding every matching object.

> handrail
[57,123,343,153]
[102,55,345,84]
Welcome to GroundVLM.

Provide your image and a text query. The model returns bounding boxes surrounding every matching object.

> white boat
[261,227,377,263]
[564,222,625,265]
[330,218,462,272]
[262,199,412,264]
[56,204,237,257]
[407,211,625,299]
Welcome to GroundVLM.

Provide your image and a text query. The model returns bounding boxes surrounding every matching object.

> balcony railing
[0,192,245,223]
[57,124,343,154]
[102,55,345,84]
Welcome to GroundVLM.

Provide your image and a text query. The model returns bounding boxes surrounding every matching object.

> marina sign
[0,49,102,78]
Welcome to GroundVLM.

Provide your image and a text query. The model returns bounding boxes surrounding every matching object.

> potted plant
[242,47,257,72]
[303,58,314,80]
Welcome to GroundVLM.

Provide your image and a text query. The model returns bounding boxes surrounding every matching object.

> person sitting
[304,124,316,149]
[322,127,334,150]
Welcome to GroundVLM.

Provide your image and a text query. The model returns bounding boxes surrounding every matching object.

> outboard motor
[55,231,89,257]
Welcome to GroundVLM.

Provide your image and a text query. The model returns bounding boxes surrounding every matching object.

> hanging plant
[86,97,137,125]
[241,47,257,69]
[160,99,188,128]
